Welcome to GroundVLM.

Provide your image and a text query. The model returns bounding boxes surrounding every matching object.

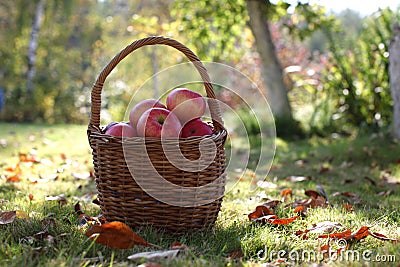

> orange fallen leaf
[6,175,21,183]
[293,206,306,213]
[343,203,354,212]
[19,152,39,163]
[281,188,292,197]
[318,229,352,239]
[350,226,370,241]
[267,215,299,225]
[5,163,22,174]
[85,221,150,249]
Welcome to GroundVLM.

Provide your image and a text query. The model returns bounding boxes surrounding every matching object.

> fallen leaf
[60,153,67,161]
[296,221,344,239]
[263,200,282,209]
[228,250,244,259]
[4,163,22,174]
[6,175,21,183]
[376,190,391,197]
[19,152,39,163]
[41,218,57,228]
[267,215,299,225]
[128,249,179,261]
[369,232,398,242]
[137,263,163,267]
[308,221,343,234]
[85,221,150,249]
[295,159,308,167]
[293,206,306,213]
[318,229,352,239]
[285,176,311,182]
[0,210,16,224]
[350,226,370,241]
[305,190,320,199]
[343,203,354,212]
[364,176,377,186]
[45,194,67,205]
[75,202,105,227]
[319,164,330,173]
[170,241,187,250]
[331,191,361,204]
[316,184,329,200]
[256,180,277,189]
[281,188,292,197]
[74,202,84,216]
[72,172,93,180]
[32,230,52,240]
[248,205,274,221]
[16,210,29,219]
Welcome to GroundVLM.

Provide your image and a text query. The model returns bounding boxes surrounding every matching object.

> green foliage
[322,8,399,132]
[0,1,105,123]
[171,0,248,61]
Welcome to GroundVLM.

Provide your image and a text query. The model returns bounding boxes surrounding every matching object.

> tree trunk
[390,23,400,138]
[26,0,46,95]
[245,0,293,120]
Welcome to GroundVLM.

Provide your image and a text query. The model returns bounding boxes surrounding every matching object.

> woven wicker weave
[87,36,227,232]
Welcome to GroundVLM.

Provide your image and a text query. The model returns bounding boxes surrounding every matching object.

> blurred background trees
[0,0,399,138]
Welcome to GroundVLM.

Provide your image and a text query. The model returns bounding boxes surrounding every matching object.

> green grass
[0,122,399,266]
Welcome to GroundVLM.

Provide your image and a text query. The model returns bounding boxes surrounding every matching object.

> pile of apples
[104,88,213,138]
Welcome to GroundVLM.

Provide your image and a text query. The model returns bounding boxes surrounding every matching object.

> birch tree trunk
[245,0,293,120]
[390,23,400,138]
[26,0,46,95]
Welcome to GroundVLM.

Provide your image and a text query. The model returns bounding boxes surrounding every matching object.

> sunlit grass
[0,122,399,266]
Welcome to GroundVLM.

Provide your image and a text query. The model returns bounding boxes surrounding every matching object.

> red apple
[166,88,206,124]
[136,108,182,138]
[180,119,213,138]
[129,99,166,128]
[105,122,137,137]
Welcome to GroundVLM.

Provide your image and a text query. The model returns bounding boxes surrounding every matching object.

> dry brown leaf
[350,226,370,241]
[343,203,354,212]
[318,229,352,239]
[228,249,244,259]
[85,221,150,249]
[248,205,274,222]
[0,210,16,224]
[369,232,398,242]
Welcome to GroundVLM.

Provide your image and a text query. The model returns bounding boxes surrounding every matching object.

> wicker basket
[87,36,227,232]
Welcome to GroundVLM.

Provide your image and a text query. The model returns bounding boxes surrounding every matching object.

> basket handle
[89,36,224,130]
